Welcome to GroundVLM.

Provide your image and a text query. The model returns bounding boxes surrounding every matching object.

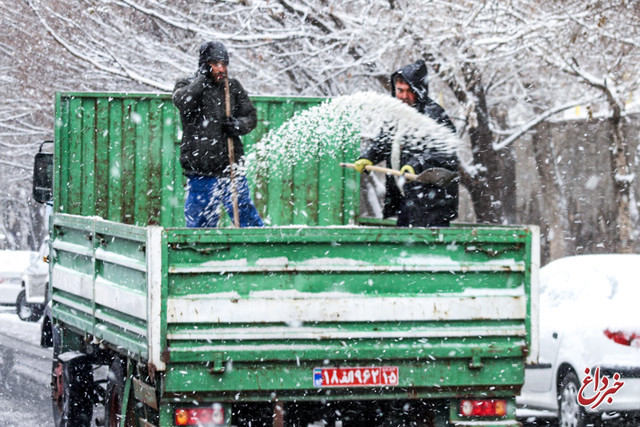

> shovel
[340,163,458,186]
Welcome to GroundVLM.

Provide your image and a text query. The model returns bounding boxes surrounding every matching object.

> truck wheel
[16,289,44,322]
[557,371,588,427]
[51,353,94,427]
[40,287,54,347]
[104,356,127,427]
[40,310,53,347]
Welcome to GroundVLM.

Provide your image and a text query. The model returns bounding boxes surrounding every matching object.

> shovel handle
[340,162,419,181]
[224,76,240,228]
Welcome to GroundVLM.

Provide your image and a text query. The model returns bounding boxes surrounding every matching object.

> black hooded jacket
[172,42,257,177]
[361,60,459,227]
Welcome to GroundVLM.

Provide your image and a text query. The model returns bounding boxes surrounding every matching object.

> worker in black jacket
[353,59,459,227]
[172,41,263,228]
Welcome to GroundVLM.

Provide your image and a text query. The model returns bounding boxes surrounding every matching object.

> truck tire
[16,289,44,322]
[40,308,53,347]
[51,352,94,427]
[40,285,54,347]
[104,356,127,427]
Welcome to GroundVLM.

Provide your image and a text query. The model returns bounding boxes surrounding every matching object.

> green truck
[37,92,539,427]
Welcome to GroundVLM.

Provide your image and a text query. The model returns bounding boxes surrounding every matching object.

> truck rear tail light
[604,329,639,347]
[174,403,224,426]
[459,399,507,417]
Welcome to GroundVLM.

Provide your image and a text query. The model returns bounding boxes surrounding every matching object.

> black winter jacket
[172,72,256,177]
[361,60,459,227]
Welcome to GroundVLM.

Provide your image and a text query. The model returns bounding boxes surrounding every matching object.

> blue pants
[185,175,264,228]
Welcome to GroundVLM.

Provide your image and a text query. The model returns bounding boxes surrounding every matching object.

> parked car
[517,254,640,426]
[18,238,49,322]
[0,250,36,308]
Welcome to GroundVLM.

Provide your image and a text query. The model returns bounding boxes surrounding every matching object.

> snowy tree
[2,0,640,260]
[528,0,640,253]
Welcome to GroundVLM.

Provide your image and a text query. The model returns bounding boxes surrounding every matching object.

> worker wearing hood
[391,60,456,133]
[173,41,263,228]
[354,59,459,227]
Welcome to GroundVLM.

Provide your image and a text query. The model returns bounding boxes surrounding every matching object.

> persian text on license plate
[313,366,399,387]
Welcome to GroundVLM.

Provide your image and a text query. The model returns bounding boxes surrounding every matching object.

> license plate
[313,366,399,387]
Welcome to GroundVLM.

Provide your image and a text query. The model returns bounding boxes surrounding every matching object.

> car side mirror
[33,141,53,204]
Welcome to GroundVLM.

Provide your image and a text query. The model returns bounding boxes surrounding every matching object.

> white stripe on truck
[167,294,526,323]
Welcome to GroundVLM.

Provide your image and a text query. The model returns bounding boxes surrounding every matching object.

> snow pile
[0,309,41,343]
[540,254,640,332]
[248,91,462,179]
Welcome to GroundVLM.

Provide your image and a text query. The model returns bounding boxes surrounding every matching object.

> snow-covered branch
[493,99,593,151]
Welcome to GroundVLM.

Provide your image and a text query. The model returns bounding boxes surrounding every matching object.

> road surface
[1,307,624,427]
[0,307,52,427]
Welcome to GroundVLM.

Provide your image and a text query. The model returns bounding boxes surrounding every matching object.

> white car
[18,238,49,321]
[517,254,640,426]
[0,250,35,306]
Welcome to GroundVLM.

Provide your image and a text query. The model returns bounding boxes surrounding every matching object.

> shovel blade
[415,167,458,186]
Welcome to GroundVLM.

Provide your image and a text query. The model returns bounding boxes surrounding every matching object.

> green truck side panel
[53,92,332,228]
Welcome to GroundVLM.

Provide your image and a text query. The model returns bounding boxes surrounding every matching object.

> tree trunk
[531,122,570,260]
[608,111,633,253]
[456,63,517,224]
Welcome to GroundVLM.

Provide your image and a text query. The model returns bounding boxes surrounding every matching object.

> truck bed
[50,213,538,402]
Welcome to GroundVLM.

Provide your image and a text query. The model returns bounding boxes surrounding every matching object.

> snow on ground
[0,307,41,343]
[0,306,52,427]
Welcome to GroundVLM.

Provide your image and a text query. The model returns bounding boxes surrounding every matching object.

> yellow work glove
[353,158,373,173]
[400,165,415,175]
